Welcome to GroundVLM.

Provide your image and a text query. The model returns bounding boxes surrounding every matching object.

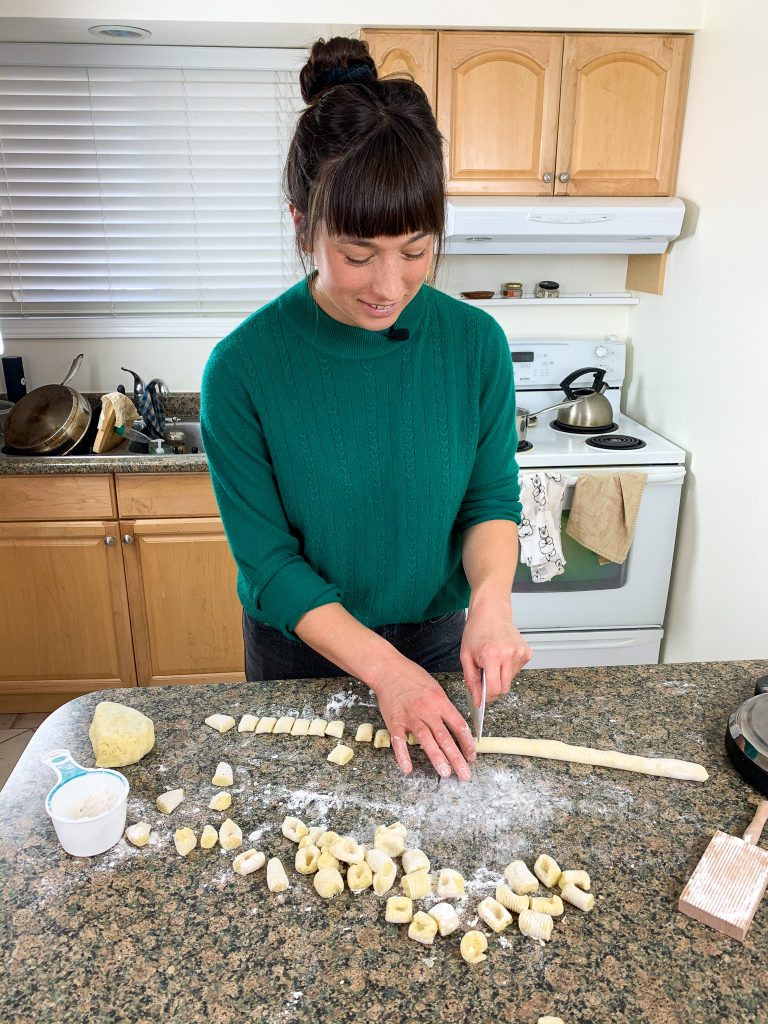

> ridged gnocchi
[460,930,488,965]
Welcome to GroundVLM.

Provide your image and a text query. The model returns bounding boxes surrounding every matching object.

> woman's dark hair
[283,36,445,280]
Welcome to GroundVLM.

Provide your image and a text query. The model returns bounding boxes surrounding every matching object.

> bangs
[307,124,445,243]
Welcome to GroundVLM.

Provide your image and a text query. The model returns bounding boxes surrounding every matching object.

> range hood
[444,197,685,255]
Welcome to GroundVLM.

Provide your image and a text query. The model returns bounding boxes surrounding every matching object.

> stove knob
[595,345,609,358]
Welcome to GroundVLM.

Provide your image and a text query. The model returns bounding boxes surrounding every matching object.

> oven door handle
[525,636,657,650]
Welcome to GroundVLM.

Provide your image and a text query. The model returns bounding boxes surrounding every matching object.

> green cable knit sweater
[201,274,521,640]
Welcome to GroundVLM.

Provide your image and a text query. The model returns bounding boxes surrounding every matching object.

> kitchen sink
[108,420,205,456]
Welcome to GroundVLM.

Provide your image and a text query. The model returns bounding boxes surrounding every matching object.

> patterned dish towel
[519,472,571,583]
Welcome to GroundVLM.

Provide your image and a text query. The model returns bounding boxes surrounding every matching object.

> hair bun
[300,36,377,103]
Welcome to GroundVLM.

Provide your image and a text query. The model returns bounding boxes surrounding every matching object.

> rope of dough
[476,736,708,782]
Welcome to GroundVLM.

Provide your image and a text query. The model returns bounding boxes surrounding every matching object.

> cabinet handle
[542,172,553,183]
[122,534,134,545]
[559,171,570,183]
[104,536,116,546]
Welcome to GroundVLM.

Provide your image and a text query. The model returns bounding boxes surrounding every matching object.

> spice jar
[501,281,523,298]
[534,280,560,298]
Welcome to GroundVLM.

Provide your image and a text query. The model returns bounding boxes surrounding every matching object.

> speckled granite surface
[1,661,767,1024]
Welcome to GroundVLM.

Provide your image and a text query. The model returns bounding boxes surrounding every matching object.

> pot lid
[725,688,768,795]
[3,385,79,450]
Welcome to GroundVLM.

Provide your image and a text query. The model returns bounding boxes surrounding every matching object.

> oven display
[512,352,534,363]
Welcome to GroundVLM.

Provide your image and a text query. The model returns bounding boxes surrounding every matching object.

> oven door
[513,466,685,630]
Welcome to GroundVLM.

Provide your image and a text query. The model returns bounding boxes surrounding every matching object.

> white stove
[504,339,686,670]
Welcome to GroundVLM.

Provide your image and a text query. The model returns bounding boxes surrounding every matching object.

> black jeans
[243,609,466,681]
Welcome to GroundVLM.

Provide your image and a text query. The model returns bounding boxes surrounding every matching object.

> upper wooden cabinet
[555,34,692,196]
[361,30,437,110]
[363,29,692,196]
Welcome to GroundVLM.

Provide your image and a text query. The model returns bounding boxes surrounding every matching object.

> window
[0,44,304,321]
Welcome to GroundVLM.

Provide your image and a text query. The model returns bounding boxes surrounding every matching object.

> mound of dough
[89,701,155,767]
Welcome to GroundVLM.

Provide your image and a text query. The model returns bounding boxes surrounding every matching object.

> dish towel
[519,472,570,583]
[565,472,648,565]
[98,392,138,434]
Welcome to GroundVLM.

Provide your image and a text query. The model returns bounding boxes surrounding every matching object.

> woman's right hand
[368,657,477,782]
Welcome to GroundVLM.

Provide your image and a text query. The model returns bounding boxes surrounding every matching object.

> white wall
[625,0,768,662]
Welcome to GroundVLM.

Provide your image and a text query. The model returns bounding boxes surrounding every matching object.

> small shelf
[452,292,639,306]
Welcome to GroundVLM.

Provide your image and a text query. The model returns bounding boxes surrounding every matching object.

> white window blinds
[0,46,304,318]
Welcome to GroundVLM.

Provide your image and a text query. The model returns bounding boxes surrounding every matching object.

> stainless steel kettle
[552,367,614,430]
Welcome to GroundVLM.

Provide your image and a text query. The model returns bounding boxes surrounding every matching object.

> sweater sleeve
[455,317,522,532]
[201,337,342,639]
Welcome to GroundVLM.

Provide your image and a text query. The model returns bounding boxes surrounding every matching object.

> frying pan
[2,355,91,455]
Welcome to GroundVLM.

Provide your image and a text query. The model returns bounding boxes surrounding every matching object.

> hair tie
[309,62,376,99]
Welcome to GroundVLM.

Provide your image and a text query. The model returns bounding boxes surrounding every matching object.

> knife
[470,669,486,745]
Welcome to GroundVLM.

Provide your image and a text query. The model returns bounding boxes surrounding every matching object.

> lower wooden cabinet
[0,473,245,712]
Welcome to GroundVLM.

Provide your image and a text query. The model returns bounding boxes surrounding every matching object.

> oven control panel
[506,338,626,388]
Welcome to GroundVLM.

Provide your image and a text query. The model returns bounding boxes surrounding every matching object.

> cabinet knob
[542,172,554,183]
[104,536,116,546]
[122,534,134,545]
[559,171,570,183]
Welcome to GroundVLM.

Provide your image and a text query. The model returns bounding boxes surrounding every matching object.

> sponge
[88,701,155,767]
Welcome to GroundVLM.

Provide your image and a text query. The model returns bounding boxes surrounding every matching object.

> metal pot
[3,354,91,454]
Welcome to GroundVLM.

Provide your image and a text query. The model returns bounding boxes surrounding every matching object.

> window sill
[0,317,246,340]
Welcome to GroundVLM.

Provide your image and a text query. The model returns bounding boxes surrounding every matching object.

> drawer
[0,474,116,522]
[116,473,219,517]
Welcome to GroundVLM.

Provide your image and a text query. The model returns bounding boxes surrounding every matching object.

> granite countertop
[1,660,767,1024]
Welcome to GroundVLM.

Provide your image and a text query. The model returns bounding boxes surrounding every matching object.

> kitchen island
[1,661,766,1024]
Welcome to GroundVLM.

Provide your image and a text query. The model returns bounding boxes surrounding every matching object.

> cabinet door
[121,518,244,686]
[0,521,136,699]
[437,32,563,195]
[361,30,437,110]
[555,34,692,196]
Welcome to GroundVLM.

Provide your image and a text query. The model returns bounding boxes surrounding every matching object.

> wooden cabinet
[360,30,437,110]
[0,472,244,712]
[364,29,691,196]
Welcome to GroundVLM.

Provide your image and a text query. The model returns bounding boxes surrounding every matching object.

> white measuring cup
[42,748,129,857]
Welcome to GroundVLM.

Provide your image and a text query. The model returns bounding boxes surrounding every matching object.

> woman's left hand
[460,597,532,707]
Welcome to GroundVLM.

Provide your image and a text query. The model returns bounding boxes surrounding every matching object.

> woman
[201,36,531,782]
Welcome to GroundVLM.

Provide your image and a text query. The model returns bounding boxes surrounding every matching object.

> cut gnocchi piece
[374,827,406,858]
[495,884,529,915]
[219,818,243,851]
[238,714,259,732]
[402,849,430,874]
[347,862,373,892]
[478,896,513,933]
[406,732,418,745]
[436,868,465,899]
[255,717,277,734]
[174,827,197,856]
[208,792,232,811]
[290,718,310,736]
[325,720,345,739]
[561,882,595,912]
[428,902,460,937]
[317,830,340,850]
[460,930,488,965]
[373,859,397,896]
[530,894,565,917]
[518,908,554,942]
[504,859,539,894]
[295,845,321,875]
[385,895,413,923]
[266,857,289,892]
[377,821,407,838]
[408,911,438,945]
[233,849,266,876]
[313,867,344,898]
[200,824,219,849]
[327,743,354,766]
[373,729,391,749]
[205,714,236,733]
[355,723,374,742]
[317,850,342,871]
[281,816,308,843]
[330,836,365,865]
[212,762,234,787]
[125,822,151,847]
[156,788,184,814]
[538,1017,565,1024]
[401,868,432,900]
[307,719,328,736]
[366,848,393,873]
[534,854,563,888]
[273,716,295,734]
[558,869,591,892]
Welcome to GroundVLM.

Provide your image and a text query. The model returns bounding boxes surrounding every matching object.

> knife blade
[471,669,486,745]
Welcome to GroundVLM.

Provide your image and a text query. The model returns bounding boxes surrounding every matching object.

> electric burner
[585,434,646,451]
[517,440,533,453]
[550,420,618,435]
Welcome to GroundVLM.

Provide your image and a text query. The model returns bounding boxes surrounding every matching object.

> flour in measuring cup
[66,790,119,820]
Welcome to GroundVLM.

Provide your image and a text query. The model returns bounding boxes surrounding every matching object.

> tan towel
[98,391,138,432]
[565,472,648,565]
